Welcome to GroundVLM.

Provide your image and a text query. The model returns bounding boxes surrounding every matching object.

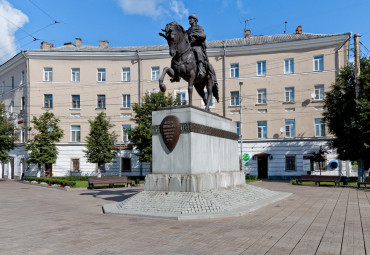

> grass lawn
[246,179,258,183]
[291,181,358,187]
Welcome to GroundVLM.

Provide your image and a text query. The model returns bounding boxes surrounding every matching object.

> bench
[88,176,131,189]
[296,175,340,187]
[357,176,370,189]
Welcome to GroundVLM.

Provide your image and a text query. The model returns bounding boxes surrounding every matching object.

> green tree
[26,112,64,176]
[127,92,180,163]
[84,112,117,175]
[323,57,370,180]
[0,102,17,163]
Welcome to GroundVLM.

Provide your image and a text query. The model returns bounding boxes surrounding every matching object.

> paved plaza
[1,180,369,255]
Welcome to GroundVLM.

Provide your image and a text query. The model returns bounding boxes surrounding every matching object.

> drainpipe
[21,51,29,178]
[222,44,226,117]
[136,50,141,105]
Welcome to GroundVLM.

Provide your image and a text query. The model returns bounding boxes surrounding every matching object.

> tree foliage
[323,57,370,164]
[26,112,64,165]
[127,92,181,162]
[0,102,17,163]
[84,112,118,166]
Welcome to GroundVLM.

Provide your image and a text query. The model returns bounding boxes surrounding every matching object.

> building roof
[34,33,351,52]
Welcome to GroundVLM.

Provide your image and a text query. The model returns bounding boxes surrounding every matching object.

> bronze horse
[159,22,219,111]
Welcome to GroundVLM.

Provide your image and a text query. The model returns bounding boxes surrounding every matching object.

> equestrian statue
[159,14,219,111]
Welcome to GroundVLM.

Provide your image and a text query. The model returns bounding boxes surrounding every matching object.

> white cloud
[117,0,188,19]
[0,0,29,64]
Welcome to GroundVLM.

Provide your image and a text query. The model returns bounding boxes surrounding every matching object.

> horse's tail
[212,83,219,103]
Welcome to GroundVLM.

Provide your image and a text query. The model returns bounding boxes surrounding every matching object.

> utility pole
[354,34,365,182]
[239,81,243,171]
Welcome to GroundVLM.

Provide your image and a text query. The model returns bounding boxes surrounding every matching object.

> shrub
[24,177,76,187]
[245,175,257,180]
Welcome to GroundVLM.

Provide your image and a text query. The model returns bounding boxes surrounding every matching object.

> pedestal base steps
[102,184,291,220]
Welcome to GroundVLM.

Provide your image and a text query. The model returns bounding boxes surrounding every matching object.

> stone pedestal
[145,106,245,192]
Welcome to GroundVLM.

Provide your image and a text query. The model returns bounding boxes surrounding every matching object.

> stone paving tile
[1,180,369,255]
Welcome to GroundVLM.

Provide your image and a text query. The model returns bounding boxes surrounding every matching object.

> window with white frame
[174,90,186,105]
[97,95,106,109]
[201,90,215,108]
[10,101,14,113]
[44,94,53,108]
[315,118,326,137]
[71,68,80,82]
[97,68,106,82]
[285,119,296,138]
[284,59,294,74]
[71,158,80,172]
[122,94,131,108]
[71,125,80,142]
[1,81,5,94]
[148,89,159,96]
[11,76,14,89]
[122,68,130,82]
[122,125,131,142]
[230,91,239,106]
[285,87,295,103]
[314,55,324,71]
[257,121,267,139]
[236,121,240,136]
[72,95,80,109]
[151,66,160,81]
[21,97,25,110]
[314,85,324,100]
[285,155,296,171]
[21,71,25,85]
[257,89,267,104]
[230,63,239,78]
[43,68,53,81]
[257,61,266,76]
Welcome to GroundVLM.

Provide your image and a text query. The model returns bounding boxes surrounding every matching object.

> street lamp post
[239,81,243,171]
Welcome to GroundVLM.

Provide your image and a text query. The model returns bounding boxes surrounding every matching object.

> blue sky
[1,0,369,64]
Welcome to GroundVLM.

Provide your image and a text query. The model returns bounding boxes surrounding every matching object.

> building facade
[0,29,354,179]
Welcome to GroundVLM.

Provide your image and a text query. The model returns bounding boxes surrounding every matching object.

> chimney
[99,40,109,47]
[64,42,75,46]
[296,25,302,34]
[40,41,54,50]
[75,38,82,47]
[244,29,251,38]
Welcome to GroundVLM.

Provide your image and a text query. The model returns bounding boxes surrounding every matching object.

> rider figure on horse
[187,14,218,88]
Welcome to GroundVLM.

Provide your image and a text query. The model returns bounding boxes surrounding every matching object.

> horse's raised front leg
[159,67,175,93]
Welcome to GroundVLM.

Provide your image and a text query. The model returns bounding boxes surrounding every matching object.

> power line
[28,0,61,23]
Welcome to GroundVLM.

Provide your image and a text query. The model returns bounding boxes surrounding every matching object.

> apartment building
[0,28,354,179]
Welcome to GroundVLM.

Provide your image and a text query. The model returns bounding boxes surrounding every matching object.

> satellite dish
[279,127,285,133]
[311,92,316,99]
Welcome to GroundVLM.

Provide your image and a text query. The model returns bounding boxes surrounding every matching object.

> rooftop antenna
[240,18,255,32]
[284,21,288,34]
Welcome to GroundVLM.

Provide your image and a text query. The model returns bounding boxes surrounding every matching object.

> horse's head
[159,22,188,57]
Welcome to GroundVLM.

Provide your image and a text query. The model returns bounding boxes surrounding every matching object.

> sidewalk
[0,180,369,255]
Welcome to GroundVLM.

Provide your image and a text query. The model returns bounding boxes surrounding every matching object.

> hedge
[245,175,257,180]
[24,177,76,187]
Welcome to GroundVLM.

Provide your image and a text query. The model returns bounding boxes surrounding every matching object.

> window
[71,125,80,142]
[285,87,295,103]
[285,119,296,138]
[10,101,14,113]
[314,55,324,71]
[71,159,80,172]
[43,68,53,81]
[257,61,266,76]
[236,121,240,136]
[122,68,130,82]
[257,121,267,139]
[71,68,80,82]
[21,71,25,85]
[1,81,4,94]
[285,155,296,171]
[148,89,159,96]
[122,125,131,142]
[21,128,26,143]
[44,94,53,108]
[315,118,326,137]
[257,89,267,104]
[21,97,25,110]
[230,63,239,78]
[201,90,215,108]
[97,95,106,109]
[174,90,186,105]
[314,85,324,100]
[97,68,106,82]
[121,158,131,172]
[122,94,131,108]
[284,59,294,74]
[72,95,80,109]
[11,76,14,89]
[230,91,240,106]
[151,66,160,81]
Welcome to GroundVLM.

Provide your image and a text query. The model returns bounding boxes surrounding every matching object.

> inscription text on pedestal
[160,115,181,152]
